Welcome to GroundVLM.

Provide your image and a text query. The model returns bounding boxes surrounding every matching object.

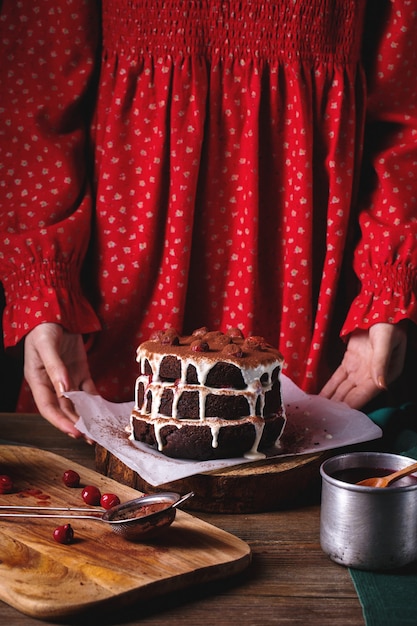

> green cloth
[348,406,417,626]
[350,566,417,626]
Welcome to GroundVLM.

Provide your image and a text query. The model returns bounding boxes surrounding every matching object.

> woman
[0,0,415,438]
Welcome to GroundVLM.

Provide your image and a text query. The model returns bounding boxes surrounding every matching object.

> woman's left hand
[319,322,408,409]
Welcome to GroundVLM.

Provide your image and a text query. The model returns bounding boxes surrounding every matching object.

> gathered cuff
[341,263,417,337]
[2,260,101,347]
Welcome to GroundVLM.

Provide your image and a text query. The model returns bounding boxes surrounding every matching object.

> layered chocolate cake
[129,327,286,461]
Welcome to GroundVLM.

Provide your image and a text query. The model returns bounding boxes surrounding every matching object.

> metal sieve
[0,491,194,542]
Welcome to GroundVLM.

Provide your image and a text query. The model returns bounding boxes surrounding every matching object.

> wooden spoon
[357,460,417,488]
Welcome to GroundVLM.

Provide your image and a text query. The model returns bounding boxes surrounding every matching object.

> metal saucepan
[0,491,194,542]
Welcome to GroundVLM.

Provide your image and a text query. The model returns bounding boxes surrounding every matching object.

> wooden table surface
[0,413,365,626]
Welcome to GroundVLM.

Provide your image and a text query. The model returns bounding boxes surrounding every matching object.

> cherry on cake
[129,327,286,461]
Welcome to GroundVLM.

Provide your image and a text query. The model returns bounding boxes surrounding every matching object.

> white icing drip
[171,384,182,419]
[243,419,266,460]
[210,423,220,448]
[153,420,181,451]
[135,376,275,422]
[128,414,134,440]
[131,410,286,456]
[134,344,284,454]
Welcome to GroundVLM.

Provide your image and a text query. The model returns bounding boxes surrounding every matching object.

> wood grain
[0,414,366,626]
[95,444,326,512]
[0,445,250,621]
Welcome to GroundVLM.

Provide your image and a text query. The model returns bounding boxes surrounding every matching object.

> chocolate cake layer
[130,327,286,460]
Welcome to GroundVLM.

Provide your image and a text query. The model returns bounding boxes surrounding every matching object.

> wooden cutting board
[95,444,326,513]
[0,445,250,621]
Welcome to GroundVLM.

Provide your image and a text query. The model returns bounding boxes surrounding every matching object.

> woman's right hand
[23,323,97,440]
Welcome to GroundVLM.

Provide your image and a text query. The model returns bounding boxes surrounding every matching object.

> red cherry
[100,493,121,510]
[0,474,14,494]
[191,339,209,352]
[62,469,81,488]
[81,485,101,506]
[53,523,74,544]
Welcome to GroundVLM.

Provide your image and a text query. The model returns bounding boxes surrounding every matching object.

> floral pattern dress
[1,0,417,408]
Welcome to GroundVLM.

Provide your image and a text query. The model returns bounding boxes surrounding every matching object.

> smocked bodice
[103,0,365,62]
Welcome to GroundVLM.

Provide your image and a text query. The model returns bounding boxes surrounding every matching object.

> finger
[25,324,71,382]
[341,380,380,410]
[369,339,390,390]
[368,323,405,389]
[58,395,95,445]
[319,367,348,399]
[79,377,99,395]
[373,326,407,388]
[325,376,358,404]
[31,385,84,438]
[57,394,80,424]
[30,343,73,397]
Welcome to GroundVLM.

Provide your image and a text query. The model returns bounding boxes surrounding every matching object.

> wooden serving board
[95,444,326,513]
[0,445,250,621]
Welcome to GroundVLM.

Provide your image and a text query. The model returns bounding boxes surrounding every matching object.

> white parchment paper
[66,375,382,486]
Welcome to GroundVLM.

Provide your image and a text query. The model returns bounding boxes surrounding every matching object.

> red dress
[1,1,417,408]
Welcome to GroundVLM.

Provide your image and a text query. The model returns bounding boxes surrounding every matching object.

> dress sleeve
[341,1,417,337]
[0,0,102,347]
